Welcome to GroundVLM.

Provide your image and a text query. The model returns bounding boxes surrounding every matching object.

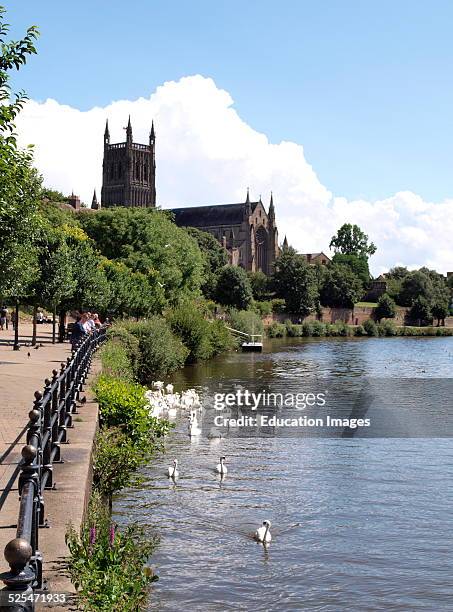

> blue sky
[7,0,453,203]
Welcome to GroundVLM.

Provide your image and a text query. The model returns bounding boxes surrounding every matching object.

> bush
[255,301,273,316]
[106,325,140,374]
[284,319,299,337]
[208,319,234,355]
[334,321,350,336]
[363,319,378,336]
[378,320,397,336]
[167,301,213,362]
[311,321,326,337]
[375,293,396,321]
[271,298,286,314]
[124,317,189,380]
[228,309,263,337]
[267,322,286,338]
[354,325,366,336]
[302,321,313,337]
[99,342,135,381]
[66,492,157,611]
[93,375,169,445]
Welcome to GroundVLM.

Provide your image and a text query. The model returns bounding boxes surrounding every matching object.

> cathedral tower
[101,117,156,208]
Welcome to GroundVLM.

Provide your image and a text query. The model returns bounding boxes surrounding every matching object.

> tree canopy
[329,223,377,258]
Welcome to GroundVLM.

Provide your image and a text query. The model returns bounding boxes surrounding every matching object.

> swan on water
[167,459,179,478]
[167,404,177,418]
[215,456,228,474]
[254,520,272,543]
[188,411,202,436]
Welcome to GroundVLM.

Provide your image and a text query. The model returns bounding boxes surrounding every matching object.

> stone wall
[263,306,453,327]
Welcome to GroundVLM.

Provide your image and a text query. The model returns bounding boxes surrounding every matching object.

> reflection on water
[114,337,453,611]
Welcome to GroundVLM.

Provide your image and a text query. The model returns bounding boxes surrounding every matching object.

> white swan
[215,456,228,475]
[188,411,202,436]
[167,404,177,418]
[167,459,179,478]
[254,520,272,543]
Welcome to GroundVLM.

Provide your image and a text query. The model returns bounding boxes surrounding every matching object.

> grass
[354,302,378,308]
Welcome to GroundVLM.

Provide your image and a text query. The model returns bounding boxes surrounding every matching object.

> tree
[410,295,431,326]
[331,252,371,285]
[398,270,431,306]
[272,248,318,315]
[431,301,449,326]
[0,7,41,299]
[215,265,253,310]
[247,271,271,301]
[78,208,205,305]
[186,227,228,299]
[329,223,377,258]
[320,264,363,308]
[375,293,396,321]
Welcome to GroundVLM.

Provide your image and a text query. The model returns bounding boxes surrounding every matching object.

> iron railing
[0,327,106,610]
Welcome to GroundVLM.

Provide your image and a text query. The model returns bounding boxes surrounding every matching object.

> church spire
[150,120,155,140]
[92,189,99,210]
[244,187,252,217]
[268,192,275,223]
[283,235,289,250]
[245,187,250,204]
[104,119,110,146]
[126,115,133,145]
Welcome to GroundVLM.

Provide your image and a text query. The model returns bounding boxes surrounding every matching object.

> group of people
[70,311,104,348]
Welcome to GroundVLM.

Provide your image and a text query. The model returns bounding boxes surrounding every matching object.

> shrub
[375,293,396,321]
[378,320,397,336]
[167,301,213,362]
[267,322,286,338]
[99,342,134,381]
[255,301,273,316]
[334,321,350,336]
[311,321,326,337]
[93,375,169,446]
[302,321,313,337]
[285,319,299,337]
[124,317,189,380]
[363,319,378,336]
[66,492,157,611]
[271,298,286,314]
[106,325,140,374]
[228,309,263,337]
[354,325,366,336]
[208,319,234,355]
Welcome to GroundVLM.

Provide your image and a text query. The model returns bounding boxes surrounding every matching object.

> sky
[5,1,453,274]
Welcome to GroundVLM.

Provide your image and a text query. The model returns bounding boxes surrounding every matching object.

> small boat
[241,341,263,352]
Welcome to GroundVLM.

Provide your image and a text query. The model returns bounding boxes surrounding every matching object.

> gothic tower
[101,117,156,208]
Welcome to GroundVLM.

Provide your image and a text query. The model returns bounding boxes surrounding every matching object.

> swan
[254,520,272,543]
[167,459,179,478]
[188,411,202,436]
[167,404,177,418]
[215,456,227,475]
[165,383,174,394]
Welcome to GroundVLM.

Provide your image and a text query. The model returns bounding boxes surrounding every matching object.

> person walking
[0,306,7,331]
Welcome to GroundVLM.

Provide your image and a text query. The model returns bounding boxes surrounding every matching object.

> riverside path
[0,323,100,605]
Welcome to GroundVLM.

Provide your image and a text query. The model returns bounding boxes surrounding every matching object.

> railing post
[58,362,68,442]
[65,357,74,428]
[50,369,61,463]
[41,379,53,490]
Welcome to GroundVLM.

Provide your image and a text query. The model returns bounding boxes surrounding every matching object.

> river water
[114,337,453,611]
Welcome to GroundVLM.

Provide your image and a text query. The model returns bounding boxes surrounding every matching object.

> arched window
[136,161,140,180]
[144,164,148,181]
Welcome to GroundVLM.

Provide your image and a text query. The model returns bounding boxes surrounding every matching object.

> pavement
[0,323,100,609]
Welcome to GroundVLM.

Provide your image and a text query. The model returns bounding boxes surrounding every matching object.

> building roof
[168,201,260,227]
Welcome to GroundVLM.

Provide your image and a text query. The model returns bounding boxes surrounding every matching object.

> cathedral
[100,118,279,274]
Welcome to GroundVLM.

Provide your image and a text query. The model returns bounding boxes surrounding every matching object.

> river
[114,336,453,611]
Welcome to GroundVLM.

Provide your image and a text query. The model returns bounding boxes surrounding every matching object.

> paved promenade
[0,323,100,607]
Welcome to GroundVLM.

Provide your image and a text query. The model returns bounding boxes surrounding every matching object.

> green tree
[0,7,41,298]
[320,264,364,308]
[398,270,431,306]
[331,252,371,285]
[410,295,432,326]
[215,265,253,310]
[78,208,204,305]
[186,227,228,299]
[329,223,377,258]
[375,293,396,321]
[272,248,318,315]
[247,271,271,301]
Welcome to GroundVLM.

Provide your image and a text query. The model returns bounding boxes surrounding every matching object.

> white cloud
[15,74,453,274]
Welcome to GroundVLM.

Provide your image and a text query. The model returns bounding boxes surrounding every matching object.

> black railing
[0,328,106,610]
